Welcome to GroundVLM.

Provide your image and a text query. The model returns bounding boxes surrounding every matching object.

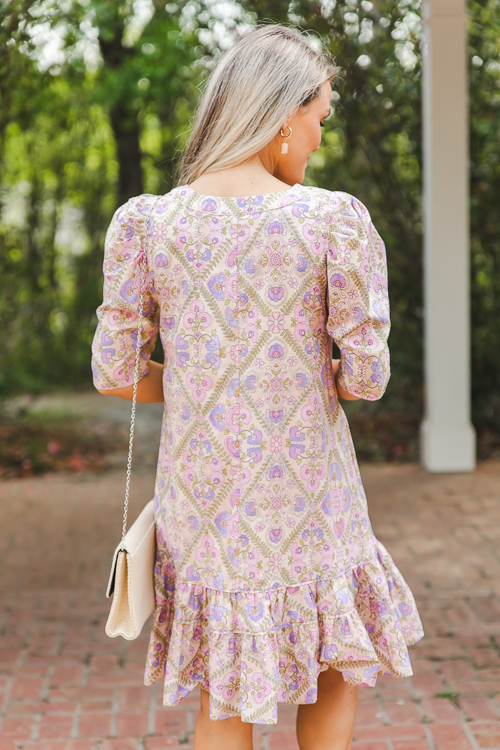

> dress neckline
[170,183,311,215]
[182,182,301,200]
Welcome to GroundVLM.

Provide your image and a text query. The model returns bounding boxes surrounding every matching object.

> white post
[420,0,476,472]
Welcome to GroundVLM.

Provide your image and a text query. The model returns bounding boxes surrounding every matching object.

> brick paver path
[2,460,500,749]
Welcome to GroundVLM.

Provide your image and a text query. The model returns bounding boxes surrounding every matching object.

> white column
[420,0,476,472]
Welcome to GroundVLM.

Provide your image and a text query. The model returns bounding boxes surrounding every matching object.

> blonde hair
[178,25,338,185]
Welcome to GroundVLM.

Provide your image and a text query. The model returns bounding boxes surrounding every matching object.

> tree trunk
[109,105,143,207]
[98,17,143,209]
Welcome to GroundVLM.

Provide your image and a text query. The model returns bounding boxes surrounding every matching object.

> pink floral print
[92,184,424,725]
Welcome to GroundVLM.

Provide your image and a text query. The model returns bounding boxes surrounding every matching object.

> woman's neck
[188,156,292,198]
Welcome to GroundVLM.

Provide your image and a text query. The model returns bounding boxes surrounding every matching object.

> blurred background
[1,0,500,477]
[3,4,500,748]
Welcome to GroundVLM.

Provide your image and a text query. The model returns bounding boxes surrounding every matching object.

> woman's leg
[296,667,358,750]
[193,687,254,750]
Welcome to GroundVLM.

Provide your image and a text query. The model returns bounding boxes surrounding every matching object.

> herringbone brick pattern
[2,461,500,748]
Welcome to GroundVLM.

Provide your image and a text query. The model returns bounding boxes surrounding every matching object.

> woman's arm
[91,195,163,399]
[332,358,360,401]
[96,360,164,403]
[99,358,356,404]
[325,194,391,401]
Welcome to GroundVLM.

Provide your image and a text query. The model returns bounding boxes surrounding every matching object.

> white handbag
[105,500,156,640]
[104,203,158,641]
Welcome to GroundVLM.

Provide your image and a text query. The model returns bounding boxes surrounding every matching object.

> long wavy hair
[178,25,338,185]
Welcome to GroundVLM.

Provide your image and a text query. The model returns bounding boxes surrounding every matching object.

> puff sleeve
[91,195,160,390]
[325,193,390,401]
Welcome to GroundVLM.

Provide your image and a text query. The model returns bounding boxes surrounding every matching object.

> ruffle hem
[144,538,424,724]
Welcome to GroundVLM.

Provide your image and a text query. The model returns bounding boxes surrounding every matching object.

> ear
[279,123,291,138]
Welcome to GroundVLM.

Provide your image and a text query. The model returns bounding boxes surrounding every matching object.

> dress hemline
[143,538,424,725]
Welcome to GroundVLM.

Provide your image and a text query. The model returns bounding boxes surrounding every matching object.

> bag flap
[106,542,122,598]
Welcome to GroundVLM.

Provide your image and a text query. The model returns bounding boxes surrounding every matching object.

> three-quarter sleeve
[91,195,160,391]
[325,193,390,401]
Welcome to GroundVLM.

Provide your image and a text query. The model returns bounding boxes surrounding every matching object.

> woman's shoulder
[104,193,173,263]
[300,185,373,223]
[106,191,183,242]
[111,192,169,221]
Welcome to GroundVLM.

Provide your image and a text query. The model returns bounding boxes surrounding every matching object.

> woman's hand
[96,360,165,403]
[332,358,361,401]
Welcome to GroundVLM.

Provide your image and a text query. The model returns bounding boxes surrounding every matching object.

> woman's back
[147,182,391,578]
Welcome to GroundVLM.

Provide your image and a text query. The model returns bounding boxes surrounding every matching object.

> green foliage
[64,0,201,202]
[469,0,500,431]
[0,0,38,151]
[0,78,118,393]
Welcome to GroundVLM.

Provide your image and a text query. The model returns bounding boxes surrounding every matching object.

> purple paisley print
[91,184,424,725]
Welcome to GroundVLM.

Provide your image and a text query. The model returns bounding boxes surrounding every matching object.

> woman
[92,24,424,750]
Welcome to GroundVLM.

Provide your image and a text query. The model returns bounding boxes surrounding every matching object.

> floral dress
[92,183,424,725]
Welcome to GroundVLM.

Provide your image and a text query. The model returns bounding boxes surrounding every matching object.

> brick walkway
[2,461,500,749]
